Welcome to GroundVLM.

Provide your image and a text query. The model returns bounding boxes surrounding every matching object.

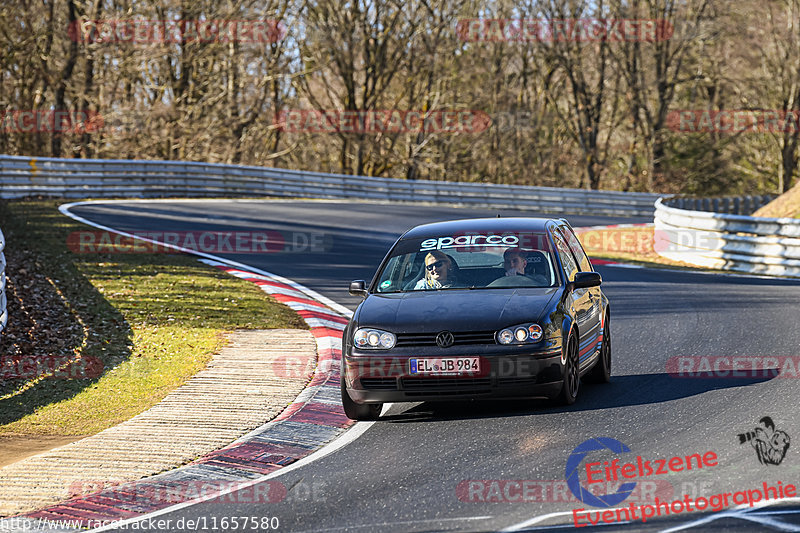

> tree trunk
[51,0,79,157]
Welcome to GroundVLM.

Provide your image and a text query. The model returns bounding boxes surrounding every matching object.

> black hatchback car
[341,217,610,420]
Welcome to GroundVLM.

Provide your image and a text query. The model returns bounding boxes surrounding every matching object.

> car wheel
[585,314,611,384]
[340,374,382,421]
[557,331,580,405]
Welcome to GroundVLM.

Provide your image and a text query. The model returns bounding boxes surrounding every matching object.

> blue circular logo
[565,437,637,508]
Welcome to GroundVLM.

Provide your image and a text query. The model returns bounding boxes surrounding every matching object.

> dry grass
[575,225,701,269]
[753,182,800,218]
[0,199,305,437]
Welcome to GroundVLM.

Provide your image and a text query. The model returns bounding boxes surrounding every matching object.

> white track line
[600,261,784,280]
[61,200,793,532]
[288,515,495,533]
[502,498,800,532]
[658,498,800,533]
[55,199,391,532]
[84,422,378,532]
[500,510,579,531]
[59,200,352,317]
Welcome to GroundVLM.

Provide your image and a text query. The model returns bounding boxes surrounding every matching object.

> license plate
[409,357,481,375]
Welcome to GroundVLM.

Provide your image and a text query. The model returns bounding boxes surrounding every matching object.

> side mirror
[572,271,602,289]
[349,280,368,298]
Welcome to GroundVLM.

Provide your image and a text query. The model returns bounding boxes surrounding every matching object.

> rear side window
[551,229,579,282]
[559,226,592,272]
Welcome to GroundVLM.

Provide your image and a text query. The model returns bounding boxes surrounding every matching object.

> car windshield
[374,231,558,292]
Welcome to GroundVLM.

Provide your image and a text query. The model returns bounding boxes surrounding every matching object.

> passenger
[415,250,458,289]
[503,248,528,276]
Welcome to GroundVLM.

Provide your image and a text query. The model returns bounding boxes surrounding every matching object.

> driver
[503,248,528,276]
[415,250,458,290]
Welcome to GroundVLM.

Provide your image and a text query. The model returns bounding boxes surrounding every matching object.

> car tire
[340,374,382,421]
[585,314,611,384]
[557,330,580,405]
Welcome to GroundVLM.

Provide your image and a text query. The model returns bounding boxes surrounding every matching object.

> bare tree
[0,0,793,196]
[754,0,800,192]
[526,0,623,189]
[296,0,422,175]
[611,0,712,189]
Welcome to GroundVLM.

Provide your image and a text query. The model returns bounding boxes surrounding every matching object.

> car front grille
[359,378,398,390]
[496,375,539,386]
[401,377,492,396]
[395,330,496,347]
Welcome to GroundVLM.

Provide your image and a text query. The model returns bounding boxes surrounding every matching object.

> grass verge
[0,199,305,437]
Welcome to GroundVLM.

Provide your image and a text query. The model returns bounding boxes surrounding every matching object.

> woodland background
[2,0,799,195]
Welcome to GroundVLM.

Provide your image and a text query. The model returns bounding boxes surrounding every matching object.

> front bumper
[343,350,563,404]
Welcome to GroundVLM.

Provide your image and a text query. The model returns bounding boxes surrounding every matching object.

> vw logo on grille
[436,331,455,348]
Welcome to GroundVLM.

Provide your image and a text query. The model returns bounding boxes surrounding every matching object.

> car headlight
[354,328,396,349]
[497,323,543,345]
[498,329,514,344]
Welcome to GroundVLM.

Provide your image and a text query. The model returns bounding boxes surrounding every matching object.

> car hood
[355,288,560,332]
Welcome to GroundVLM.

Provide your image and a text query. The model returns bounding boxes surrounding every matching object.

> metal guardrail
[0,227,6,334]
[667,195,776,215]
[0,155,661,217]
[2,155,795,279]
[654,197,800,278]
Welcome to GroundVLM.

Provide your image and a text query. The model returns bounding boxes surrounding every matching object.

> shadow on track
[379,372,774,423]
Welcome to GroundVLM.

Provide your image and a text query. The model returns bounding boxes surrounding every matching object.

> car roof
[400,217,561,240]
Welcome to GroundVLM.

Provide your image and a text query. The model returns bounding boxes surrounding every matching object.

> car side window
[560,225,592,272]
[551,229,579,282]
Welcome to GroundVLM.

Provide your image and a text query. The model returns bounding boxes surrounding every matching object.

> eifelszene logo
[566,437,637,508]
[737,417,790,466]
[566,437,719,508]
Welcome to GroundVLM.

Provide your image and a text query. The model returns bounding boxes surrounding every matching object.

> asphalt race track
[67,200,800,532]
